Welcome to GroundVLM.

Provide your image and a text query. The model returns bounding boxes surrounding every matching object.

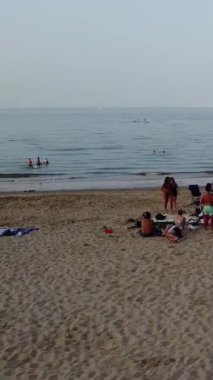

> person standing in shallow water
[36,157,41,167]
[28,158,33,168]
[36,157,41,166]
[161,177,171,212]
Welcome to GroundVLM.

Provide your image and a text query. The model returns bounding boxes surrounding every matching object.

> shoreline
[0,172,212,194]
[0,177,210,193]
[0,184,200,197]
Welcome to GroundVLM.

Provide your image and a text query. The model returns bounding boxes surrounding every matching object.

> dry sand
[0,189,212,380]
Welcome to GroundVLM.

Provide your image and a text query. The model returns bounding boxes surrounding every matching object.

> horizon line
[1,105,213,110]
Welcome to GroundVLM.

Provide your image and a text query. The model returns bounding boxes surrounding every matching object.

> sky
[1,0,213,108]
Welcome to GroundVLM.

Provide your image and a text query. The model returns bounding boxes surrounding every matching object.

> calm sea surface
[0,107,213,191]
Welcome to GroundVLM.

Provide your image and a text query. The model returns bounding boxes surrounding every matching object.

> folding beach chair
[188,185,201,205]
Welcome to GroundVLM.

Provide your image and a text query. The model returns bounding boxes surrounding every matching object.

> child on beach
[200,183,213,230]
[140,212,162,237]
[126,212,161,237]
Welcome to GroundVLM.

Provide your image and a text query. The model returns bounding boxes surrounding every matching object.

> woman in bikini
[161,177,171,212]
[170,177,179,211]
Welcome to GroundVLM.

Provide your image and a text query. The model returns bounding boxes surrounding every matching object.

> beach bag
[155,213,166,220]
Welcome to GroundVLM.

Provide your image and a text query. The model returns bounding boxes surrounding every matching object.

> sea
[0,107,213,192]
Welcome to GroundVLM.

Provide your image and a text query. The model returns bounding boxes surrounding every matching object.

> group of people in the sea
[27,157,49,168]
[131,118,149,123]
[126,177,213,243]
[153,149,166,154]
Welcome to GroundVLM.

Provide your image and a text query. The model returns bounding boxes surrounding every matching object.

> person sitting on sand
[27,158,33,168]
[174,209,186,230]
[200,183,213,230]
[140,211,153,237]
[140,212,162,237]
[163,209,186,242]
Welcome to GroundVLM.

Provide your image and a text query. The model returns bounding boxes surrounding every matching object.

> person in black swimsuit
[36,157,41,167]
[170,177,179,211]
[161,176,171,212]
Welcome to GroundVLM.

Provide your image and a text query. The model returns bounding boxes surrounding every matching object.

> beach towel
[0,227,38,237]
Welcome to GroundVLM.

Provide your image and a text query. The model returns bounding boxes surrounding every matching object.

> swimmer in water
[44,158,49,165]
[28,158,33,167]
[36,157,41,167]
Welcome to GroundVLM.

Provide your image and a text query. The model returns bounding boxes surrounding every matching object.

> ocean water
[0,107,213,191]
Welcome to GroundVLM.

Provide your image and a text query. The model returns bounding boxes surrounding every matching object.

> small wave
[132,137,152,140]
[135,171,170,176]
[68,176,84,180]
[50,146,124,152]
[135,170,213,176]
[152,172,171,176]
[85,171,108,175]
[0,173,64,179]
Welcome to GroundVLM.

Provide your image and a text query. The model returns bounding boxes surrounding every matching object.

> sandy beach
[0,189,212,380]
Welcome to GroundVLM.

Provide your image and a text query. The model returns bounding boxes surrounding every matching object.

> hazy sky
[1,0,213,107]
